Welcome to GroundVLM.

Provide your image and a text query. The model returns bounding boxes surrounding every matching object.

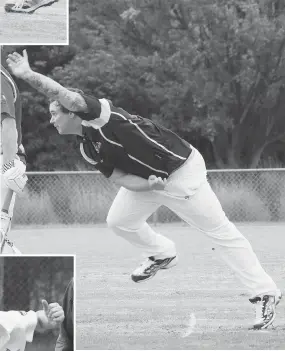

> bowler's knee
[106,212,142,234]
[205,218,236,236]
[106,212,123,229]
[205,219,251,245]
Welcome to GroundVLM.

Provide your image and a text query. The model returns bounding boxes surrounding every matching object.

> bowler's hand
[148,175,167,191]
[7,50,32,78]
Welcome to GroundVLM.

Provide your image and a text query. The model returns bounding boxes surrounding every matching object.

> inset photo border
[0,0,69,45]
[0,255,75,351]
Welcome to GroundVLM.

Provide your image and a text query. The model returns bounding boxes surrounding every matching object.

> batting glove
[2,159,28,194]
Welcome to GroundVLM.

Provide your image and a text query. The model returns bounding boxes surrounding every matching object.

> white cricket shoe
[5,0,58,13]
[250,289,282,329]
[131,255,178,283]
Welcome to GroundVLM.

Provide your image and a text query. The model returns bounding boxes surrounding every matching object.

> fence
[12,169,285,226]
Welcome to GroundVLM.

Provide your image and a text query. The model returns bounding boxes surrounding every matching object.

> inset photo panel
[0,255,74,351]
[0,0,69,45]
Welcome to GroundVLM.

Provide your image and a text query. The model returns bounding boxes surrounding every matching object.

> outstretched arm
[6,50,88,112]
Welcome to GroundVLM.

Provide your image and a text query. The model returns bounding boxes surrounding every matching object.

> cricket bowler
[4,0,58,13]
[7,49,282,330]
[0,300,64,351]
[1,64,27,254]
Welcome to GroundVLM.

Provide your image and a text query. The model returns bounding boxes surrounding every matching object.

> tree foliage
[2,0,285,170]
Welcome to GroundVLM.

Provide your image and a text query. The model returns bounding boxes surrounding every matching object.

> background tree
[2,0,285,170]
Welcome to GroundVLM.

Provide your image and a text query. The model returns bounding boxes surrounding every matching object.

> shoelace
[139,258,157,273]
[13,0,33,9]
[140,258,153,268]
[254,299,265,321]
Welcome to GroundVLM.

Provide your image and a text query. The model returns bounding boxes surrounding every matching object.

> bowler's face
[49,101,74,135]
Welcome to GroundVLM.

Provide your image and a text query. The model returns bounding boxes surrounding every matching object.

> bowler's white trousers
[107,147,277,298]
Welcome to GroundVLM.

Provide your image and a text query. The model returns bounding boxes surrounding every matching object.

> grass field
[0,0,68,44]
[9,223,285,350]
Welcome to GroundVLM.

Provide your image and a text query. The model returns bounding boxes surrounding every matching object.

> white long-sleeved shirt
[0,311,37,351]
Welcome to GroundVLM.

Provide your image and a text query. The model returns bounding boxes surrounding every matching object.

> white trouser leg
[162,148,277,297]
[106,187,176,258]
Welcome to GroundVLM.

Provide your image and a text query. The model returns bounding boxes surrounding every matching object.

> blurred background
[1,0,285,225]
[0,256,74,351]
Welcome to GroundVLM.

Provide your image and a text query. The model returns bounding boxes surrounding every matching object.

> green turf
[11,223,285,349]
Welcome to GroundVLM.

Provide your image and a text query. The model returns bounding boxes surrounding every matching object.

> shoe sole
[253,292,282,330]
[131,257,178,283]
[5,0,58,13]
[160,259,178,269]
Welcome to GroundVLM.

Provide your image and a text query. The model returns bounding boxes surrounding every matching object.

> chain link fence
[0,256,74,350]
[11,169,285,226]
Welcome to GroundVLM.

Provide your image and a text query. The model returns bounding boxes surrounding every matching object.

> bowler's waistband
[170,145,194,176]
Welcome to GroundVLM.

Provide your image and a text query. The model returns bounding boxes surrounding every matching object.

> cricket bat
[0,189,20,254]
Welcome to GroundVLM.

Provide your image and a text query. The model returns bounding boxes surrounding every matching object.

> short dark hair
[49,87,84,113]
[49,100,70,113]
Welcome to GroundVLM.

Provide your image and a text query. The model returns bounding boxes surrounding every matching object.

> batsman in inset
[6,49,283,330]
[1,64,27,254]
[0,300,64,351]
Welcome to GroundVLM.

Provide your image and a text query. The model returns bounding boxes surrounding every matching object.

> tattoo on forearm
[68,93,87,111]
[25,72,62,99]
[25,72,87,111]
